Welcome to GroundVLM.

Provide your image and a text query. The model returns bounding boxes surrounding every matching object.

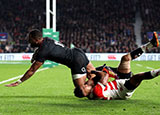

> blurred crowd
[57,0,137,53]
[0,0,159,53]
[0,0,46,53]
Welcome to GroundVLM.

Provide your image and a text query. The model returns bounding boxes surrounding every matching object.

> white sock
[141,42,153,53]
[150,69,160,77]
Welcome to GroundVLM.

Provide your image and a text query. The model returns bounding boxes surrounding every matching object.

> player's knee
[121,54,131,62]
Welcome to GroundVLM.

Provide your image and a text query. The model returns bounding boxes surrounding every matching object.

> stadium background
[1,0,160,114]
[0,0,160,54]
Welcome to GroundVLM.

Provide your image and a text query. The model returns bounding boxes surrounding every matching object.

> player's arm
[81,71,108,96]
[88,70,109,85]
[5,61,43,87]
[31,48,39,63]
[75,70,109,98]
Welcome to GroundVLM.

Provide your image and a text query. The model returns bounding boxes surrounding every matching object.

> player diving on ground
[74,32,160,99]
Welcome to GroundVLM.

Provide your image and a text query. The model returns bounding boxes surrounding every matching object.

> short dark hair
[74,86,85,98]
[28,29,42,40]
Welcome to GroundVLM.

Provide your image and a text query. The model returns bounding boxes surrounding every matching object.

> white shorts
[115,79,135,99]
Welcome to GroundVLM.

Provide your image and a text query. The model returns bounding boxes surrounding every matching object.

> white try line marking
[0,67,49,85]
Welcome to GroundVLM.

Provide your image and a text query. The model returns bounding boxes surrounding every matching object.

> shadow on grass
[0,95,159,108]
[0,95,73,99]
[0,95,160,114]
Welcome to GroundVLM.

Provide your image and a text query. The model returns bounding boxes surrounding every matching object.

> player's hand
[5,81,20,87]
[100,73,109,85]
[87,72,92,79]
[87,70,97,79]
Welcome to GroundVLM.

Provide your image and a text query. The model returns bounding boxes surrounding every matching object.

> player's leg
[117,53,132,74]
[130,31,159,60]
[71,48,96,96]
[124,69,160,90]
[117,32,159,74]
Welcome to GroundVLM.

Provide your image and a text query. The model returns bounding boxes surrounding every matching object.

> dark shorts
[109,67,132,79]
[70,48,89,76]
[96,65,132,79]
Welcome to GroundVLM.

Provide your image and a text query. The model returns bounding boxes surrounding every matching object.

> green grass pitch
[0,61,160,114]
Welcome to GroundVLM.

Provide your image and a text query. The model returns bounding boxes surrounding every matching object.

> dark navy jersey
[34,37,73,67]
[33,37,89,73]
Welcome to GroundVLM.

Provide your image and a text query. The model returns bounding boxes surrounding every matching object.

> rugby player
[79,68,160,100]
[74,32,159,98]
[5,29,96,96]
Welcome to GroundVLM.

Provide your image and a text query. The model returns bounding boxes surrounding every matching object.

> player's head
[74,84,92,98]
[28,29,43,47]
[74,86,85,98]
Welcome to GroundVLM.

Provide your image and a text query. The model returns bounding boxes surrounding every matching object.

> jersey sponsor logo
[54,41,64,47]
[81,67,86,72]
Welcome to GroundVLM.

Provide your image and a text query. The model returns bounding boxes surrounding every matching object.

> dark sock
[143,71,154,79]
[130,48,143,60]
[124,80,136,90]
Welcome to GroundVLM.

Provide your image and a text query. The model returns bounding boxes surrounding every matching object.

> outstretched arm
[5,61,43,87]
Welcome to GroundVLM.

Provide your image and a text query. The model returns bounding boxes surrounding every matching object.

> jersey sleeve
[102,67,119,81]
[93,82,106,99]
[33,48,46,63]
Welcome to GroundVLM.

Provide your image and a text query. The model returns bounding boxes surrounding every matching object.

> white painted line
[0,62,30,64]
[37,67,49,72]
[146,67,154,70]
[0,67,49,85]
[136,64,155,70]
[136,64,142,67]
[0,75,23,84]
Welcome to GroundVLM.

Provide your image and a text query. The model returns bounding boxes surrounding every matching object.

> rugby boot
[150,31,159,47]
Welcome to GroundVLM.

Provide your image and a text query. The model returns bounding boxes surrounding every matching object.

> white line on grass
[136,64,142,67]
[136,63,155,70]
[0,62,30,64]
[0,67,49,85]
[146,67,154,70]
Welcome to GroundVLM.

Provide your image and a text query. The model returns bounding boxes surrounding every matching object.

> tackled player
[74,32,160,100]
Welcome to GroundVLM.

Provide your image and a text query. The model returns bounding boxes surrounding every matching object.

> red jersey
[88,79,134,100]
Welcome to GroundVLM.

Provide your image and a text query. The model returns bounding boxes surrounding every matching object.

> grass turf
[0,61,160,114]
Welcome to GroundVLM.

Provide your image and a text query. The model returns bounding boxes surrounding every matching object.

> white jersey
[88,79,135,100]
